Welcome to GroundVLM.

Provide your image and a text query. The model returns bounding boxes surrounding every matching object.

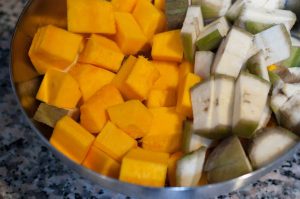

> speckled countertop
[1,0,300,198]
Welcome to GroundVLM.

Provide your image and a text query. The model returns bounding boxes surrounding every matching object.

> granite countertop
[1,0,300,198]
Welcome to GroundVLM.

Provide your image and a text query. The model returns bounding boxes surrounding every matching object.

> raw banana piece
[198,0,232,20]
[247,51,270,82]
[194,51,214,79]
[166,0,189,29]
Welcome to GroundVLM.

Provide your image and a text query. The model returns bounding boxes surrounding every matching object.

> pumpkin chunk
[67,0,116,34]
[50,116,94,164]
[107,100,153,139]
[79,34,124,72]
[142,107,185,153]
[112,0,137,12]
[152,61,179,90]
[168,152,183,186]
[83,146,120,178]
[115,12,147,55]
[152,30,184,63]
[94,122,137,162]
[119,148,169,187]
[36,69,81,109]
[80,84,124,134]
[176,73,202,118]
[69,64,115,102]
[146,89,177,108]
[28,25,83,74]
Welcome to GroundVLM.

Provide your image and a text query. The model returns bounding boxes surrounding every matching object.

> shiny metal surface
[9,0,300,198]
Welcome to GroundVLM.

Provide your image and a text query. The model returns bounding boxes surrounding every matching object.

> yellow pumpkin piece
[83,146,120,178]
[112,55,137,98]
[178,61,194,83]
[152,30,183,63]
[80,84,124,134]
[176,73,202,118]
[69,64,115,102]
[132,0,166,41]
[28,25,83,74]
[36,69,81,109]
[79,34,124,73]
[152,61,179,90]
[154,0,165,11]
[146,89,177,108]
[112,0,137,13]
[94,122,137,162]
[107,100,153,139]
[168,152,183,186]
[124,56,160,100]
[142,107,185,153]
[67,0,116,34]
[50,116,94,164]
[119,148,169,187]
[115,12,147,55]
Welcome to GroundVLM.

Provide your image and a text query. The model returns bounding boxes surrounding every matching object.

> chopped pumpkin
[154,0,165,11]
[146,89,177,108]
[80,84,124,133]
[69,64,115,101]
[50,116,94,164]
[79,34,124,72]
[107,100,153,139]
[36,69,81,109]
[152,30,184,63]
[168,152,183,186]
[152,61,180,90]
[132,0,166,41]
[67,0,116,34]
[178,61,194,83]
[112,0,137,12]
[119,148,169,187]
[115,12,147,55]
[83,146,120,178]
[142,107,185,153]
[94,122,137,162]
[28,25,83,74]
[124,56,160,100]
[176,73,202,118]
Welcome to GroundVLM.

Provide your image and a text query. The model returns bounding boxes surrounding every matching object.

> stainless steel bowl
[9,0,300,198]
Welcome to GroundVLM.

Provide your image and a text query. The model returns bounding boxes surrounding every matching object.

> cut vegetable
[166,0,189,29]
[249,127,299,169]
[279,94,300,134]
[270,93,288,122]
[34,103,79,128]
[237,6,297,34]
[255,102,271,132]
[195,17,230,51]
[194,51,214,79]
[282,83,300,98]
[247,51,270,82]
[199,0,232,20]
[176,147,207,187]
[232,72,271,138]
[226,0,244,22]
[168,152,183,186]
[181,6,204,62]
[205,136,253,183]
[254,24,292,71]
[182,120,213,153]
[211,27,253,79]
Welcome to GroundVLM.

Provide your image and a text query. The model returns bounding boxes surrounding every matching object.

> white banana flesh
[247,51,270,82]
[194,51,214,79]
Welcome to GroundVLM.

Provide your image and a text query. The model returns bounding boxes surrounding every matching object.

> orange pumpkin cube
[178,61,194,83]
[142,107,185,153]
[152,61,179,90]
[176,73,202,118]
[69,64,115,101]
[168,152,183,186]
[36,69,81,109]
[50,116,94,164]
[146,89,177,108]
[67,0,116,34]
[112,0,137,12]
[115,12,147,55]
[132,0,166,41]
[80,84,124,134]
[29,25,83,74]
[79,34,124,72]
[152,30,184,62]
[107,100,153,139]
[154,0,165,11]
[119,148,169,187]
[94,122,137,162]
[124,56,160,100]
[83,146,120,178]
